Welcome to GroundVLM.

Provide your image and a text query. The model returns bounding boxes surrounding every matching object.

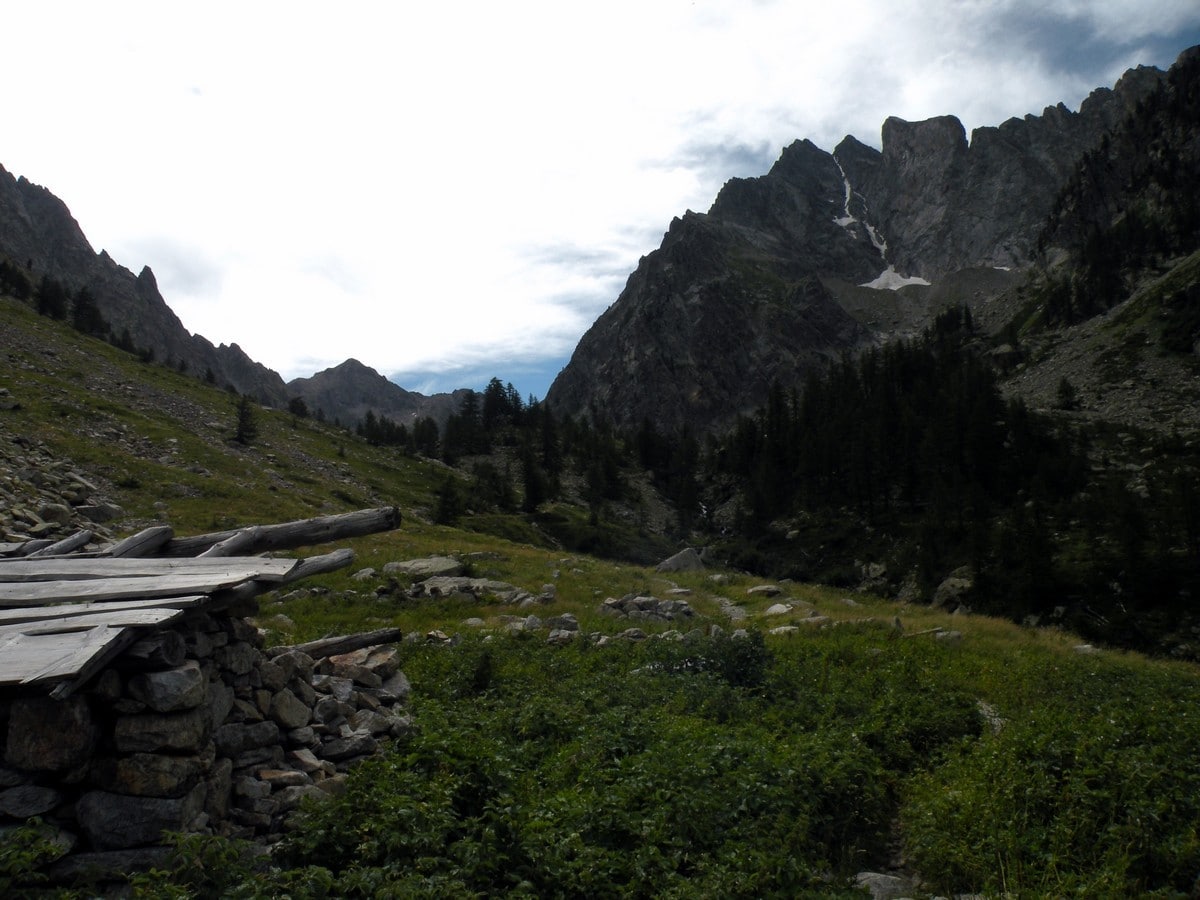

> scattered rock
[747,584,783,598]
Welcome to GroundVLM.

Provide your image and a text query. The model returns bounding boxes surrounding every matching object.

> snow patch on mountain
[861,266,932,290]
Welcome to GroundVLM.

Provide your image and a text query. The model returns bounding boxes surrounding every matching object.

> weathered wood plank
[49,625,146,699]
[106,526,174,558]
[0,595,206,627]
[0,626,127,686]
[0,572,273,608]
[26,530,94,557]
[0,607,184,638]
[0,557,299,583]
[198,526,264,558]
[162,507,401,557]
[281,548,355,582]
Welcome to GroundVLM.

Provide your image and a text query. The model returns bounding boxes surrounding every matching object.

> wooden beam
[279,627,406,661]
[27,530,94,557]
[198,526,264,558]
[106,526,174,558]
[161,507,401,557]
[281,548,355,583]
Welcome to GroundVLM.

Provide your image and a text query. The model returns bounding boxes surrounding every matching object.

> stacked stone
[0,610,413,874]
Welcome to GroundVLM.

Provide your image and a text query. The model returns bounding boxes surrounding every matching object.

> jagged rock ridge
[547,56,1176,434]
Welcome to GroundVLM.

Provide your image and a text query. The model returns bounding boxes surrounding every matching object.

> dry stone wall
[0,606,412,875]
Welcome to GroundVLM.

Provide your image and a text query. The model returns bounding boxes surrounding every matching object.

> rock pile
[598,594,697,623]
[0,609,413,876]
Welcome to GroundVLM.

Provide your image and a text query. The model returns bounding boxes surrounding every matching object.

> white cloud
[4,1,1198,396]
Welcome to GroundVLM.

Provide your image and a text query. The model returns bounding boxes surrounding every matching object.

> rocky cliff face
[546,209,871,435]
[0,166,289,406]
[548,58,1174,433]
[843,64,1166,279]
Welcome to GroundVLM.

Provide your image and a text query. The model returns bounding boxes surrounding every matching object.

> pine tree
[234,394,259,445]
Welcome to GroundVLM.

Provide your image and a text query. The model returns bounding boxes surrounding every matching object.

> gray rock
[127,660,207,712]
[655,547,704,573]
[76,784,205,850]
[214,640,259,676]
[747,584,783,598]
[114,708,211,754]
[545,613,579,631]
[854,871,916,900]
[933,568,973,609]
[92,753,206,799]
[376,671,411,705]
[384,556,464,578]
[4,696,98,772]
[321,733,378,761]
[214,720,279,756]
[0,784,62,817]
[269,689,312,730]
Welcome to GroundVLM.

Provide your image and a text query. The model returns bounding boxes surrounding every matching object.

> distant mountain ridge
[546,53,1185,433]
[0,166,460,426]
[287,358,467,429]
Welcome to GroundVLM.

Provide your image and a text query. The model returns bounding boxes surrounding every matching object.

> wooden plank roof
[0,506,401,696]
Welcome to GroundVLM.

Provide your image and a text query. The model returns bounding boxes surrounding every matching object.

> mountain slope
[0,166,290,406]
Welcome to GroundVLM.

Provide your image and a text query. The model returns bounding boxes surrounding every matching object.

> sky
[4,2,1200,401]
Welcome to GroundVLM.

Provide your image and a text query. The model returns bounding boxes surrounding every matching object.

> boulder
[655,547,704,573]
[932,567,973,608]
[384,556,464,578]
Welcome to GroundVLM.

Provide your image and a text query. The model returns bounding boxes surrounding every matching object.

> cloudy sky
[5,2,1200,399]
